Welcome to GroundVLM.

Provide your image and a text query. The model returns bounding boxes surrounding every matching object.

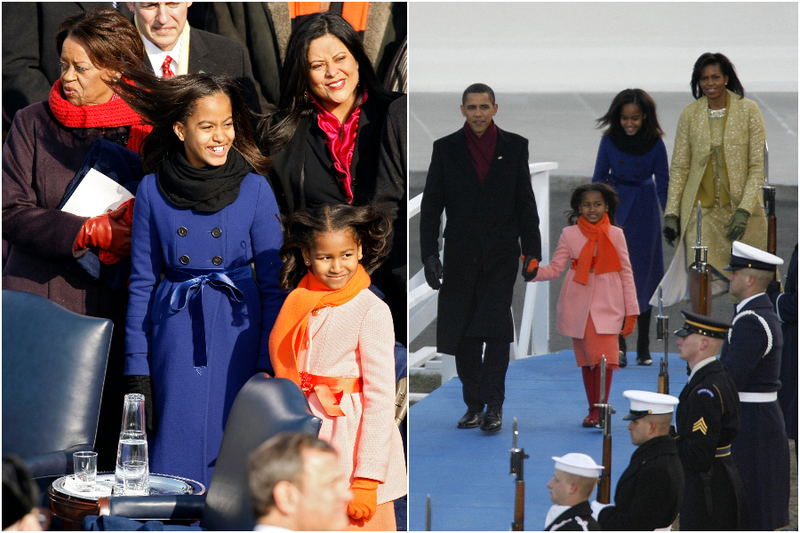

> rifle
[762,140,779,282]
[691,201,711,315]
[656,287,669,395]
[510,417,529,531]
[595,356,615,503]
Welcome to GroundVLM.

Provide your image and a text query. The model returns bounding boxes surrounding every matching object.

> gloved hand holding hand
[663,214,680,247]
[423,255,443,290]
[621,315,637,338]
[725,209,750,241]
[521,255,539,282]
[347,478,378,521]
[75,202,132,256]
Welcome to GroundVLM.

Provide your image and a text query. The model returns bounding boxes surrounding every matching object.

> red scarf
[464,120,497,184]
[309,90,368,204]
[48,79,152,154]
[269,264,371,386]
[573,213,622,285]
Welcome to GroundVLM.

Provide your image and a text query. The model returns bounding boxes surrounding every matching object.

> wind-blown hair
[257,12,399,155]
[114,71,270,176]
[566,183,620,226]
[595,88,663,141]
[278,204,392,290]
[690,52,744,100]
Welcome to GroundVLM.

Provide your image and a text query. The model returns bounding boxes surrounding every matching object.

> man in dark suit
[419,83,541,433]
[721,241,790,531]
[126,2,261,113]
[673,310,748,530]
[594,390,684,530]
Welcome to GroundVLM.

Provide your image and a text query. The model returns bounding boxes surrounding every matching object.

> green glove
[663,215,680,247]
[725,209,750,241]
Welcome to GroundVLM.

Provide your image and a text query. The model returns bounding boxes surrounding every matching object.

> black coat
[545,501,601,531]
[419,126,541,354]
[675,359,748,530]
[774,244,798,440]
[597,435,684,531]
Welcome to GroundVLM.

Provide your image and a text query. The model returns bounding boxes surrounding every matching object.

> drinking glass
[72,451,97,492]
[122,460,149,496]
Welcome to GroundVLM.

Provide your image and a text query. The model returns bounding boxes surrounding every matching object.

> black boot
[618,334,627,368]
[636,309,653,365]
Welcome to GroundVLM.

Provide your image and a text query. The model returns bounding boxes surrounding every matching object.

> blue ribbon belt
[166,264,252,368]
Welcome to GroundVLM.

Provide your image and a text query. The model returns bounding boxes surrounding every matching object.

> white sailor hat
[551,453,603,478]
[622,390,679,421]
[724,241,783,271]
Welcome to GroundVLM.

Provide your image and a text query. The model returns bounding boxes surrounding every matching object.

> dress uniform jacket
[419,126,541,355]
[545,502,600,531]
[720,293,790,531]
[675,358,748,530]
[124,172,285,487]
[774,244,798,442]
[597,435,684,531]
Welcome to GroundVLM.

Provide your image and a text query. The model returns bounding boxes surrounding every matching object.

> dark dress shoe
[480,409,502,433]
[636,357,653,366]
[457,409,483,429]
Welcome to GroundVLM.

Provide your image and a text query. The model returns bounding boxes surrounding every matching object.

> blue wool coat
[592,135,669,310]
[124,172,285,487]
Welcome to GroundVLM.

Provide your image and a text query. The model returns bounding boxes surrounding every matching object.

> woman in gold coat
[663,52,767,312]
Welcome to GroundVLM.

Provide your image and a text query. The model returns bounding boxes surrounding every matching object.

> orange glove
[347,478,379,521]
[621,315,637,338]
[521,255,539,281]
[75,201,132,257]
[98,198,135,264]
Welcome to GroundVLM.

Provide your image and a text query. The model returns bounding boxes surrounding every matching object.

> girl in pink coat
[531,183,639,427]
[269,204,406,531]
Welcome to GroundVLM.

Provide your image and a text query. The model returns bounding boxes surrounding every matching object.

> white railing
[410,162,557,389]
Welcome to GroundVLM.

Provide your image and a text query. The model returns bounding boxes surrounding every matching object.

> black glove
[124,375,158,436]
[423,255,443,290]
[521,255,539,282]
[663,214,680,247]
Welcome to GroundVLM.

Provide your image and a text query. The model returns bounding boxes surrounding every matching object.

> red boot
[582,366,599,427]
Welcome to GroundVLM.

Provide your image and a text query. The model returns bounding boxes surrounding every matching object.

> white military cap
[622,390,679,420]
[551,453,603,478]
[724,241,783,271]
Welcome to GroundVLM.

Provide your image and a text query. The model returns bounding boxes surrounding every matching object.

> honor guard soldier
[592,391,684,531]
[545,454,602,531]
[674,310,748,530]
[721,241,790,530]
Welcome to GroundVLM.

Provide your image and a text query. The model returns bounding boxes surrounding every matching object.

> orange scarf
[269,264,371,385]
[573,213,622,285]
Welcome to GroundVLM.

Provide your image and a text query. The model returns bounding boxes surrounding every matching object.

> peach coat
[297,288,407,505]
[534,225,639,339]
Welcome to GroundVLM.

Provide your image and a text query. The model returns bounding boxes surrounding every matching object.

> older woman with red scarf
[2,7,151,468]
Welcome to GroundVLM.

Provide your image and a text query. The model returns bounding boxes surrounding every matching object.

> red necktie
[161,56,174,78]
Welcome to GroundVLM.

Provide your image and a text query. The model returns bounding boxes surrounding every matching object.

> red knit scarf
[269,264,371,386]
[464,120,497,184]
[49,79,152,154]
[309,90,368,204]
[574,213,622,285]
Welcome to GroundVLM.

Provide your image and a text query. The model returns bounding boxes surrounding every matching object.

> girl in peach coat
[531,183,639,427]
[269,204,406,531]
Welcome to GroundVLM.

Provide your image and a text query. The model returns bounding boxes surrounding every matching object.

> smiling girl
[115,73,284,486]
[269,204,407,530]
[592,89,668,366]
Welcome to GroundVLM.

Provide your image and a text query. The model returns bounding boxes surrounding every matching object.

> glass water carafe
[114,393,149,494]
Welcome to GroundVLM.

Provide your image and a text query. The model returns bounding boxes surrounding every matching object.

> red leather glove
[75,201,133,257]
[621,315,637,338]
[521,255,539,281]
[347,477,379,521]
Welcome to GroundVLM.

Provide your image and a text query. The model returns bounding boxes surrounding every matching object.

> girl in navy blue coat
[592,89,669,366]
[117,73,284,486]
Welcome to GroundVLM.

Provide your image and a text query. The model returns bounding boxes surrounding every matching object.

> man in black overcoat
[419,83,541,433]
[674,310,748,530]
[594,390,684,531]
[720,241,790,530]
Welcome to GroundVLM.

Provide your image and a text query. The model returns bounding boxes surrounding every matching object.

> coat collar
[450,124,510,186]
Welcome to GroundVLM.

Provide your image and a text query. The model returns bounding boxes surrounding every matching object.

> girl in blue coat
[592,89,669,367]
[117,73,284,486]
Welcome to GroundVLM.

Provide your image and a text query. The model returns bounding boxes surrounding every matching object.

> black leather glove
[663,214,680,247]
[423,255,443,290]
[521,255,539,282]
[124,375,158,436]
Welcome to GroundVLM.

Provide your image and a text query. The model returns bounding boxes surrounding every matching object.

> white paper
[60,168,134,217]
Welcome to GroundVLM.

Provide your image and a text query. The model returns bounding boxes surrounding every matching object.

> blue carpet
[409,350,688,531]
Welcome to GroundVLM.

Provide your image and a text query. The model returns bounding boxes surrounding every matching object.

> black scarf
[157,148,252,213]
[608,127,659,156]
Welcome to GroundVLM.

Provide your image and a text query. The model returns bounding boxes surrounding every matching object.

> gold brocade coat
[665,90,768,272]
